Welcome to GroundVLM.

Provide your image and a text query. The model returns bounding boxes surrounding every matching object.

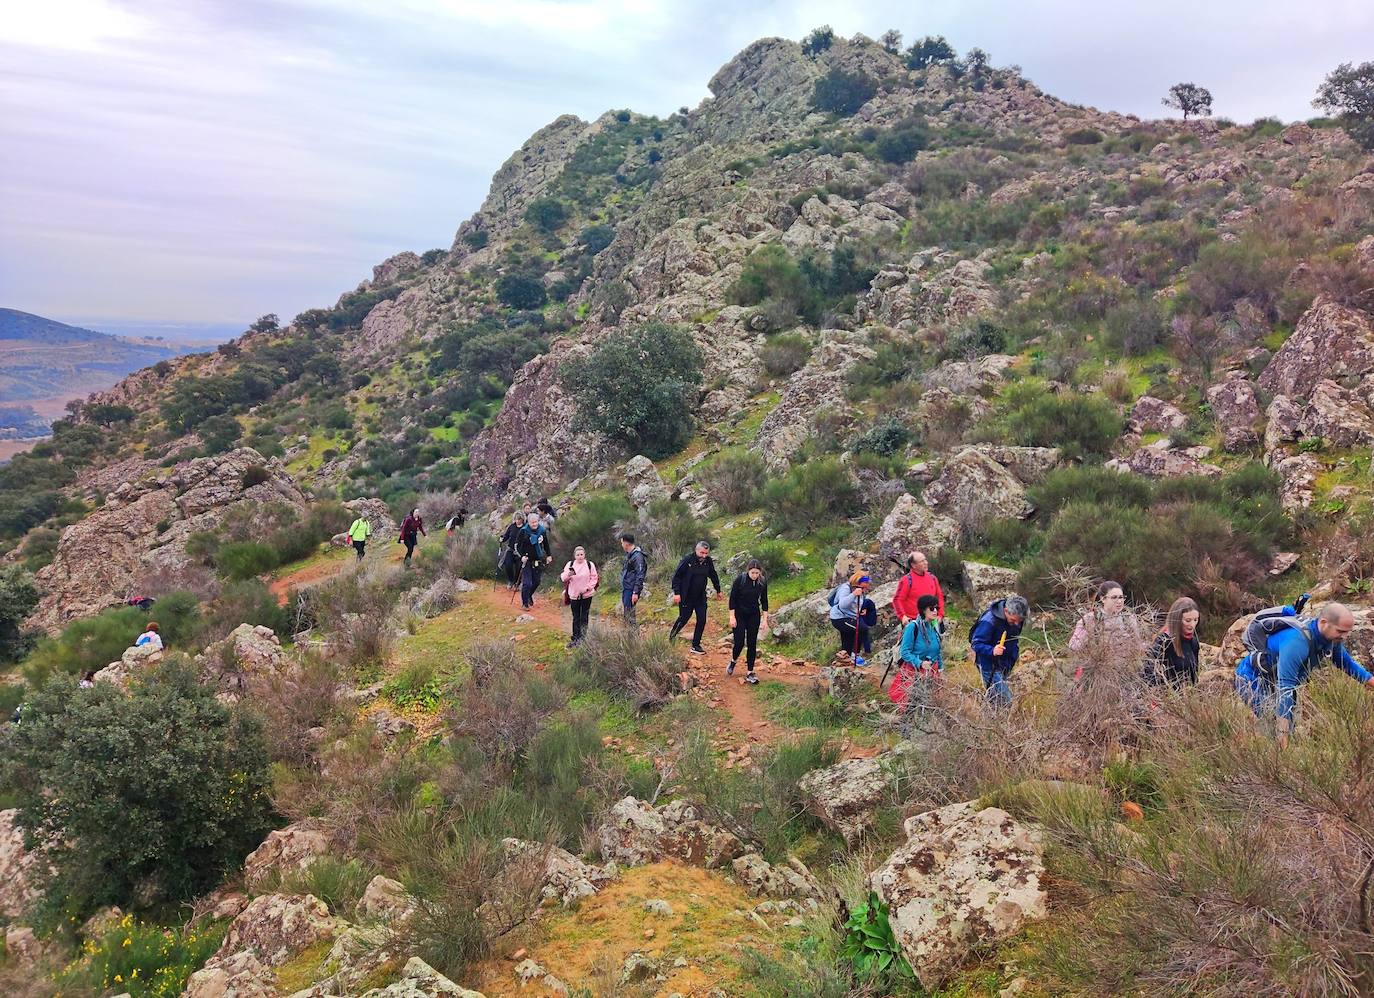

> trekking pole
[879,653,895,689]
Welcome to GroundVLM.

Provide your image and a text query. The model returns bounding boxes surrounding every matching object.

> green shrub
[977,382,1123,460]
[215,540,279,580]
[852,419,911,457]
[728,244,820,328]
[875,120,929,163]
[279,857,376,919]
[761,458,859,535]
[972,517,1041,563]
[759,333,812,377]
[580,224,615,254]
[0,564,39,664]
[811,69,878,116]
[801,25,834,57]
[567,631,680,712]
[739,539,795,582]
[551,493,633,571]
[215,579,292,639]
[524,197,568,233]
[1185,232,1292,320]
[696,451,767,513]
[57,913,226,998]
[1102,298,1167,356]
[495,272,546,310]
[23,605,148,685]
[559,322,703,459]
[1,660,274,917]
[1065,127,1104,145]
[1029,465,1154,517]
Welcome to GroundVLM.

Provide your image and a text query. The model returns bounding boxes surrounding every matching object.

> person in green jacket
[347,514,372,561]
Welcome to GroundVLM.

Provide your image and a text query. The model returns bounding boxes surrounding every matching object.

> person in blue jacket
[970,595,1029,707]
[1235,601,1374,744]
[899,594,944,674]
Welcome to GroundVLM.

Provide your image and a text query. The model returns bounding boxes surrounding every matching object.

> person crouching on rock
[135,621,163,652]
[515,512,551,611]
[398,508,426,567]
[560,545,599,647]
[728,559,770,685]
[830,573,872,666]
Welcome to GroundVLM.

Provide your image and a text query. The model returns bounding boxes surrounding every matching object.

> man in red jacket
[892,551,945,624]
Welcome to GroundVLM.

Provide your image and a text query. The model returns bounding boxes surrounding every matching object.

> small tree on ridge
[1162,82,1213,120]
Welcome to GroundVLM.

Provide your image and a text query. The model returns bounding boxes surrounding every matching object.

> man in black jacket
[668,540,722,654]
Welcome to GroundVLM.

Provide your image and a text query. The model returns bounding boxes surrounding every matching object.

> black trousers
[352,540,366,560]
[403,537,417,562]
[671,597,708,647]
[503,549,519,586]
[832,617,869,653]
[570,596,592,641]
[521,564,542,608]
[732,613,761,670]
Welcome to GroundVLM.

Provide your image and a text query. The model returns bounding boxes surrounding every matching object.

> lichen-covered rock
[1274,454,1321,511]
[962,562,1020,607]
[92,642,163,687]
[1128,396,1189,434]
[596,797,743,869]
[877,494,960,564]
[1302,379,1374,446]
[871,802,1048,987]
[920,355,1017,396]
[187,894,342,998]
[1207,374,1262,451]
[731,852,825,901]
[754,332,874,469]
[1258,298,1374,400]
[343,497,398,543]
[30,448,309,633]
[197,624,287,700]
[359,956,488,997]
[184,949,277,998]
[242,823,332,891]
[965,445,1061,485]
[360,876,414,921]
[1107,442,1223,479]
[796,748,913,845]
[921,449,1033,522]
[498,838,612,907]
[625,455,671,510]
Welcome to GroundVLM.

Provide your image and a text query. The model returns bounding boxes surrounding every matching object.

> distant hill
[0,307,182,416]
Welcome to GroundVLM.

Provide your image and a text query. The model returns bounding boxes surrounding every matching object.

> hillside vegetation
[1,28,1374,998]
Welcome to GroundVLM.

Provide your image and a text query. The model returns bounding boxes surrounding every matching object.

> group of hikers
[344,506,470,566]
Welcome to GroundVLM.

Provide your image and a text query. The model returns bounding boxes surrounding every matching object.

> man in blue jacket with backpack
[1236,600,1374,744]
[970,595,1029,707]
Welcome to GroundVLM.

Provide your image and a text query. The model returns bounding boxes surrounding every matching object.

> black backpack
[1242,605,1329,681]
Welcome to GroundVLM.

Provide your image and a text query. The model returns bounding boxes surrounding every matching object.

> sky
[2,0,1371,336]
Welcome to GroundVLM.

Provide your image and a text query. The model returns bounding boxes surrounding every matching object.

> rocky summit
[3,25,1374,998]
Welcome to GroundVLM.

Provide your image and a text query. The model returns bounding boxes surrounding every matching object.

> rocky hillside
[1,28,1374,998]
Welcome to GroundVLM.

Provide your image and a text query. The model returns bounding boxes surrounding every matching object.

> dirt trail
[467,578,570,634]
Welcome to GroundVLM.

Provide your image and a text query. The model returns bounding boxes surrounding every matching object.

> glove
[938,619,946,635]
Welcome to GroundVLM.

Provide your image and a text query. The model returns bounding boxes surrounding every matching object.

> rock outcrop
[186,894,342,997]
[360,957,488,998]
[497,837,612,908]
[870,802,1048,987]
[962,561,1021,606]
[796,747,914,845]
[1258,299,1374,400]
[624,455,670,510]
[877,493,960,564]
[922,448,1033,523]
[31,449,310,633]
[197,624,289,701]
[0,809,48,919]
[596,797,743,869]
[1207,374,1262,451]
[242,822,332,891]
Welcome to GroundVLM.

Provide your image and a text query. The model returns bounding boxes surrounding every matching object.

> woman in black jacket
[498,512,523,590]
[1145,597,1200,688]
[728,560,770,684]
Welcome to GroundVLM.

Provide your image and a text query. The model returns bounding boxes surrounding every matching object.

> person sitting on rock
[892,550,945,625]
[829,573,872,666]
[1144,597,1200,688]
[1235,601,1374,745]
[970,595,1028,707]
[135,621,163,653]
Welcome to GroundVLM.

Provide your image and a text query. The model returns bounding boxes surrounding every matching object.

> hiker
[890,594,943,707]
[347,512,372,561]
[1235,600,1374,744]
[135,621,163,652]
[728,559,770,684]
[398,508,426,567]
[1067,580,1143,682]
[560,546,599,647]
[79,670,96,689]
[620,533,648,632]
[668,540,722,654]
[829,573,872,666]
[445,508,469,535]
[499,512,524,590]
[515,512,551,610]
[1144,597,1200,688]
[892,551,945,624]
[970,595,1029,707]
[537,497,557,527]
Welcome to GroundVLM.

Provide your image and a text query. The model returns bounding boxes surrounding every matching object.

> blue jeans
[520,564,542,608]
[621,586,638,631]
[978,659,1012,707]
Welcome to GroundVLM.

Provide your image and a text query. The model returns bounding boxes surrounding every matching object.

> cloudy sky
[2,0,1369,336]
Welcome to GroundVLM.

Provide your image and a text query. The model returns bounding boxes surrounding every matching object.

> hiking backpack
[827,586,840,608]
[1241,605,1331,680]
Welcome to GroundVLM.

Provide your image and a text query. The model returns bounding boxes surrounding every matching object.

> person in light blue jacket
[829,573,871,666]
[1236,601,1374,744]
[899,594,944,674]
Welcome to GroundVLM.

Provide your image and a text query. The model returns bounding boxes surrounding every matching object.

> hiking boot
[726,661,735,676]
[853,655,867,667]
[689,645,706,655]
[746,672,759,685]
[668,624,682,644]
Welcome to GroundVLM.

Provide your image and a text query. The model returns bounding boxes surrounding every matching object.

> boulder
[92,642,163,687]
[796,748,913,845]
[1258,298,1374,401]
[187,894,342,998]
[1,810,50,919]
[962,562,1020,606]
[832,548,875,585]
[1265,395,1305,453]
[625,455,670,510]
[1206,374,1262,451]
[197,624,287,700]
[964,445,1061,485]
[343,498,398,543]
[359,957,488,997]
[30,448,310,633]
[497,838,612,907]
[242,822,332,891]
[920,355,1017,396]
[1275,454,1321,511]
[877,494,960,564]
[922,449,1033,522]
[360,876,414,921]
[1304,379,1374,446]
[596,797,743,869]
[1128,396,1189,434]
[731,853,825,902]
[871,802,1048,988]
[1107,442,1223,479]
[753,332,875,469]
[4,925,43,965]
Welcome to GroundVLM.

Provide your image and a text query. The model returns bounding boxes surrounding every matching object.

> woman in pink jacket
[560,546,600,647]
